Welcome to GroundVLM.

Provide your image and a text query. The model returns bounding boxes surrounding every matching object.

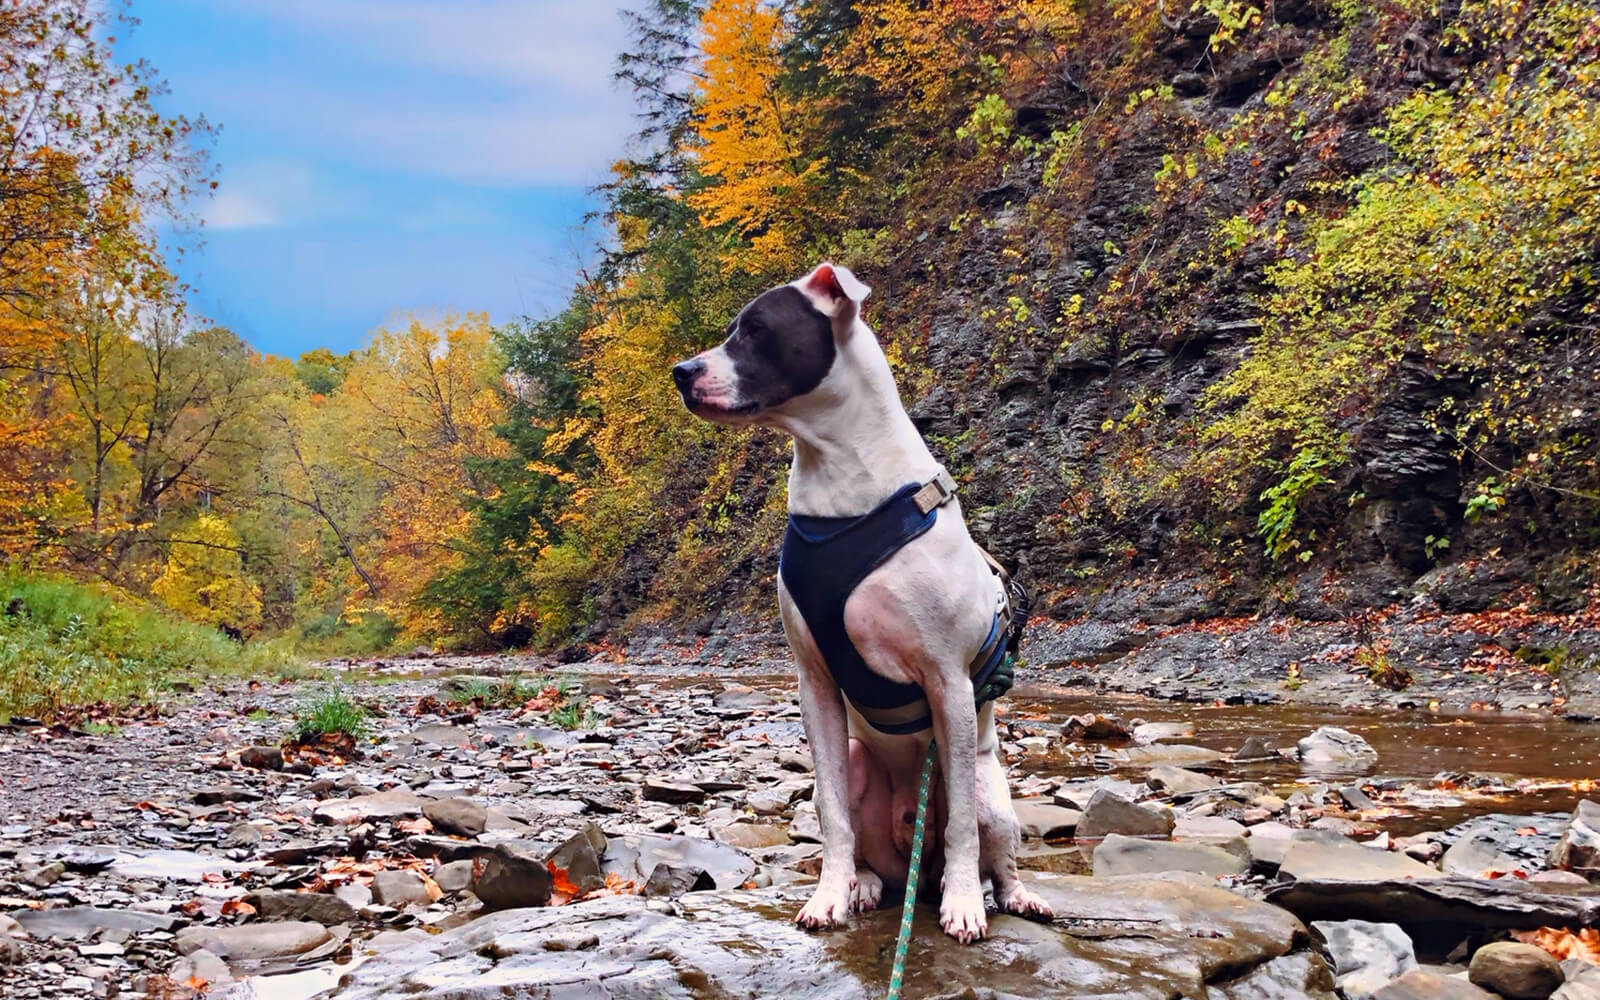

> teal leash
[886,738,937,1000]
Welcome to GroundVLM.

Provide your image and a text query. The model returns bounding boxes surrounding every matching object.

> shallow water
[1007,683,1597,835]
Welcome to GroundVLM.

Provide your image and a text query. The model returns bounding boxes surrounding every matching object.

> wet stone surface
[0,653,1595,999]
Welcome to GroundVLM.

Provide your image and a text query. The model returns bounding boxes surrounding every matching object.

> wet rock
[471,846,554,910]
[422,796,487,837]
[601,832,757,891]
[1063,713,1130,741]
[642,779,707,804]
[1280,839,1441,882]
[1075,788,1175,842]
[1469,942,1565,999]
[642,863,715,898]
[1234,736,1277,762]
[1444,833,1528,878]
[1132,721,1195,744]
[193,785,263,805]
[238,745,284,770]
[1093,834,1248,877]
[13,906,179,940]
[1147,765,1220,796]
[372,869,437,908]
[1267,875,1600,929]
[1550,800,1600,881]
[1013,800,1082,839]
[1115,744,1226,767]
[175,921,333,963]
[328,874,1317,1000]
[246,889,358,925]
[1207,950,1339,999]
[313,788,427,825]
[1312,920,1417,1000]
[435,859,476,893]
[715,822,791,850]
[169,949,233,989]
[1297,727,1379,767]
[1375,969,1498,999]
[548,824,607,893]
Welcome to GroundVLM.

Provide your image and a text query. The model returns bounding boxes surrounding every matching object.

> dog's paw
[938,884,988,943]
[796,882,853,930]
[996,882,1053,921]
[850,869,883,913]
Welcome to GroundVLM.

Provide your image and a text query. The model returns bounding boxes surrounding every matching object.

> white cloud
[200,161,340,231]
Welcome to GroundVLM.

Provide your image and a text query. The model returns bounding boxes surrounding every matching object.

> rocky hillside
[430,0,1600,679]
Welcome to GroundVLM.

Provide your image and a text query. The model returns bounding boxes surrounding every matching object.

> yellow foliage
[151,513,264,630]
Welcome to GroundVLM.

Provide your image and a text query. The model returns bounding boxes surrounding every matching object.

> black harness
[779,471,1023,733]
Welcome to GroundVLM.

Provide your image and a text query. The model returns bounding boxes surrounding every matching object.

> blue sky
[119,0,637,357]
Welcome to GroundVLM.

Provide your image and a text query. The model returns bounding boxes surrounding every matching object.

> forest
[2,0,1597,679]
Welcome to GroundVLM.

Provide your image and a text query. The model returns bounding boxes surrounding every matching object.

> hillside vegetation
[1,0,1596,664]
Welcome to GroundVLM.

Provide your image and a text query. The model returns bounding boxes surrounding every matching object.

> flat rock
[246,889,358,925]
[1469,941,1565,999]
[1147,765,1220,796]
[409,723,474,748]
[13,906,180,940]
[1132,721,1195,744]
[601,833,758,891]
[108,848,260,884]
[423,797,488,837]
[1076,788,1175,842]
[1312,920,1417,1000]
[1375,969,1498,1000]
[714,822,790,850]
[1444,833,1530,878]
[313,788,428,825]
[642,780,707,805]
[1093,834,1248,877]
[1280,839,1441,883]
[175,921,333,962]
[326,873,1321,1000]
[1013,800,1082,839]
[1267,875,1600,929]
[1115,744,1226,767]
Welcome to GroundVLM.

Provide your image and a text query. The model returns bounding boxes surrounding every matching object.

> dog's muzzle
[671,359,704,403]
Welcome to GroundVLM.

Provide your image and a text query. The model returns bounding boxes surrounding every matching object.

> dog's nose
[672,359,703,395]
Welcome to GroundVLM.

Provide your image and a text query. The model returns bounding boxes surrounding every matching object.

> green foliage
[290,689,370,741]
[1256,448,1335,562]
[0,572,295,721]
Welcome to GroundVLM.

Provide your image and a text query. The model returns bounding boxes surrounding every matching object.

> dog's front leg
[930,676,987,943]
[794,659,857,929]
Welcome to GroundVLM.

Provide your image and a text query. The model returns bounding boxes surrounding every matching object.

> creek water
[1008,683,1598,836]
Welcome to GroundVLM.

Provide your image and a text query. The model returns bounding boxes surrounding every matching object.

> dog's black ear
[800,262,870,333]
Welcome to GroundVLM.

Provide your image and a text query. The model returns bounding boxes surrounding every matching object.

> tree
[687,0,822,272]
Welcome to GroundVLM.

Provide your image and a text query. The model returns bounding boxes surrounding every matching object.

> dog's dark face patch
[721,286,835,411]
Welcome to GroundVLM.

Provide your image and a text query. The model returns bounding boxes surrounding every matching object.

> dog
[671,262,1052,942]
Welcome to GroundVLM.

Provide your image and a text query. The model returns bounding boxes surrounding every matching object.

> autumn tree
[688,0,823,272]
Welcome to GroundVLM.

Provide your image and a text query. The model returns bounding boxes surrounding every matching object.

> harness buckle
[912,467,959,514]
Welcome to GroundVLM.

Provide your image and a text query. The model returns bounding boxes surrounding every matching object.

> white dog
[671,263,1052,942]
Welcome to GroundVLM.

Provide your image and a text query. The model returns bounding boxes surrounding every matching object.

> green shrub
[290,689,370,741]
[0,572,296,721]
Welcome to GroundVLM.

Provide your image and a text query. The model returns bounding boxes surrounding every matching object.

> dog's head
[671,263,871,425]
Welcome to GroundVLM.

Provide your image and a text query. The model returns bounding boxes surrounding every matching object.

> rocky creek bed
[1,651,1598,1000]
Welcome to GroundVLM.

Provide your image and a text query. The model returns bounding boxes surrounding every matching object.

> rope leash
[886,737,937,1000]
